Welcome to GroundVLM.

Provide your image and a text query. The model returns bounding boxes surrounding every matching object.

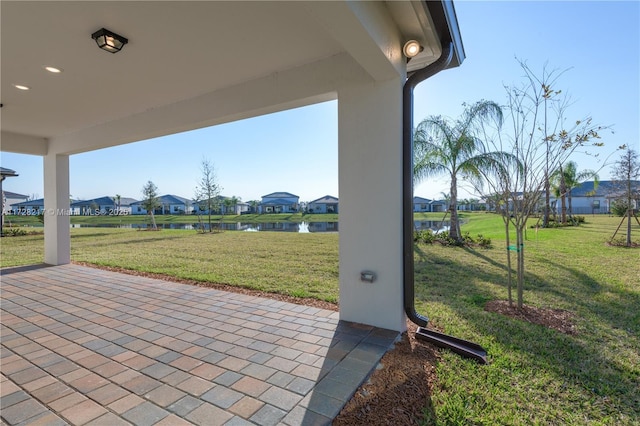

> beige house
[1,1,464,332]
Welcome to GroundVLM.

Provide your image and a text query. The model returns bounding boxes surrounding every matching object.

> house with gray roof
[308,195,339,214]
[11,198,46,215]
[193,195,249,215]
[130,194,193,215]
[259,192,299,214]
[413,196,432,212]
[550,180,640,215]
[3,191,29,215]
[71,196,138,216]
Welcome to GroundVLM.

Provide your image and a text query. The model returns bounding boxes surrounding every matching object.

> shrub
[2,228,28,237]
[611,199,630,217]
[414,229,436,244]
[476,234,492,248]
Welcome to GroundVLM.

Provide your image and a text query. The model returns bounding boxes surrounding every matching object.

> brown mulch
[334,321,440,425]
[484,300,577,335]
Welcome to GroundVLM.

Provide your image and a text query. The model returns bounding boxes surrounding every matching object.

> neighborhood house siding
[10,198,46,215]
[550,180,640,214]
[260,192,299,214]
[130,194,193,215]
[308,196,339,214]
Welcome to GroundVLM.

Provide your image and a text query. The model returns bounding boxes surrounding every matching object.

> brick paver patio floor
[0,264,398,425]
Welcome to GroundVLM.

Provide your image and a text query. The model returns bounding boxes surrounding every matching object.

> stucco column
[44,153,71,265]
[338,77,406,332]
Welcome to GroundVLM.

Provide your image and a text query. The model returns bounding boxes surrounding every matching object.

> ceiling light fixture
[403,40,423,58]
[14,84,30,91]
[44,66,63,73]
[91,28,128,53]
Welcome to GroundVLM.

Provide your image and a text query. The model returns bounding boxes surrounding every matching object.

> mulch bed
[484,300,577,335]
[334,321,440,425]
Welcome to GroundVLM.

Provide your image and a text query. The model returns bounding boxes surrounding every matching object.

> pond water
[69,222,339,233]
[414,220,462,233]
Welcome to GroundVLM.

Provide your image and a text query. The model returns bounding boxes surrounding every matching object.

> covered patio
[2,1,464,424]
[1,264,398,425]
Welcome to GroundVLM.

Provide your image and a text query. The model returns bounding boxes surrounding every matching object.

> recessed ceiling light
[44,66,63,73]
[14,84,30,91]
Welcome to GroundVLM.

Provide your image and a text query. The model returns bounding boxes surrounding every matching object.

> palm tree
[413,100,506,242]
[551,161,599,223]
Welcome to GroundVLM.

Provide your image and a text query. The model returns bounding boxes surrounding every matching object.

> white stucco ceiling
[1,1,446,154]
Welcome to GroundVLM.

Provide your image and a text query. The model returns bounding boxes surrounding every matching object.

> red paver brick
[185,402,233,426]
[121,374,162,395]
[22,375,57,392]
[69,372,110,394]
[48,393,89,412]
[60,398,108,425]
[153,413,194,426]
[169,356,203,372]
[175,376,215,396]
[30,381,74,404]
[229,395,265,418]
[231,376,271,398]
[107,394,146,415]
[86,383,131,405]
[92,361,129,378]
[144,384,186,407]
[74,353,110,369]
[85,411,131,426]
[121,354,156,370]
[189,363,225,380]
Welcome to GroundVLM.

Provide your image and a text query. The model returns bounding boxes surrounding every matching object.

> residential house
[259,192,299,214]
[10,198,46,215]
[308,195,339,214]
[413,196,432,212]
[130,194,193,215]
[429,200,447,212]
[3,191,29,214]
[551,180,640,215]
[193,196,249,215]
[70,196,137,215]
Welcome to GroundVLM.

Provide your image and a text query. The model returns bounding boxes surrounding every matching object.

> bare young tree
[610,148,640,246]
[479,61,606,308]
[141,181,160,230]
[194,159,221,233]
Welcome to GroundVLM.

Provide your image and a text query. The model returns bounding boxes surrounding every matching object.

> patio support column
[44,153,71,265]
[338,76,406,332]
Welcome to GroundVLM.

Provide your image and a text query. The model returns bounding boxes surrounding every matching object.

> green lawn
[1,213,638,424]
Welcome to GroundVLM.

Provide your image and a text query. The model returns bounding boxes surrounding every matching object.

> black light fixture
[91,28,128,53]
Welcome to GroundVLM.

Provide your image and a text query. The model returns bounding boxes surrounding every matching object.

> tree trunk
[543,177,550,227]
[560,173,567,224]
[568,190,573,219]
[627,208,632,246]
[627,177,632,246]
[516,225,525,309]
[449,176,460,242]
[150,212,157,230]
[504,217,513,306]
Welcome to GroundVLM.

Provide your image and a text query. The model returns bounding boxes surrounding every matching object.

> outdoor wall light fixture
[91,28,128,53]
[403,40,423,58]
[360,271,376,283]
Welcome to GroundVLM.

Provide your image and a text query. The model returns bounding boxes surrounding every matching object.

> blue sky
[2,1,638,203]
